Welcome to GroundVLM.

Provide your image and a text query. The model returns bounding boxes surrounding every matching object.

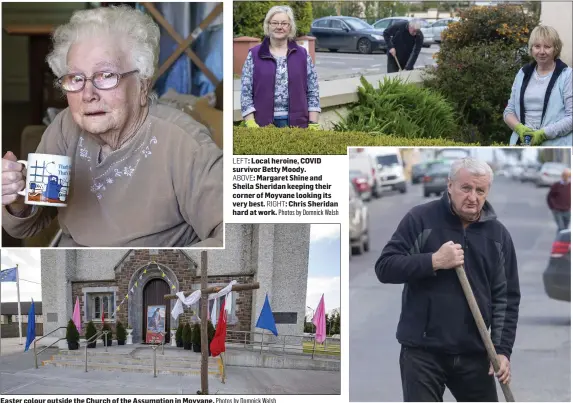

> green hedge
[233,2,313,38]
[233,127,504,155]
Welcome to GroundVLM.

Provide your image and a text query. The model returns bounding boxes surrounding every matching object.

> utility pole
[200,251,209,394]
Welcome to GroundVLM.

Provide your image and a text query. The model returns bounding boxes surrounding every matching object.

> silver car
[349,181,369,256]
[421,18,459,44]
[536,162,567,187]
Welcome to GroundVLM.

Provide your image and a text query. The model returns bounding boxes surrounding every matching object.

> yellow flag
[126,295,129,299]
[172,285,176,290]
[135,281,138,287]
[162,272,165,278]
[144,269,147,274]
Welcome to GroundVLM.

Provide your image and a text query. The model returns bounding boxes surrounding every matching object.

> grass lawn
[302,341,341,356]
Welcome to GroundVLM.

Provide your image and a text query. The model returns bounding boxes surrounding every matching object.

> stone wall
[71,249,255,343]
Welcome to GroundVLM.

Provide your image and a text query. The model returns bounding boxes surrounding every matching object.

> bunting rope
[111,260,177,319]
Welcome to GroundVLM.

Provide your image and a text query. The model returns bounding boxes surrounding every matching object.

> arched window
[103,296,109,318]
[94,296,101,319]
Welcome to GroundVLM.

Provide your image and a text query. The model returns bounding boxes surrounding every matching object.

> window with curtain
[88,293,114,321]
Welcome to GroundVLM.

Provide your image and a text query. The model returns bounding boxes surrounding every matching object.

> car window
[330,20,344,29]
[313,19,329,28]
[373,19,391,29]
[376,155,399,166]
[344,18,371,30]
[428,164,450,175]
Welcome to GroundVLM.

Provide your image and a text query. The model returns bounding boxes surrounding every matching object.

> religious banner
[146,305,166,344]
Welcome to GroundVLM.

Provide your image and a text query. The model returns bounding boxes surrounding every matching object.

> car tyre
[351,240,364,255]
[399,186,407,194]
[357,38,372,54]
[363,231,370,252]
[424,191,430,198]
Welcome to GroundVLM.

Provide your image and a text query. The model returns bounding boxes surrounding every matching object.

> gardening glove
[308,123,321,131]
[514,123,534,144]
[529,129,546,146]
[244,119,260,128]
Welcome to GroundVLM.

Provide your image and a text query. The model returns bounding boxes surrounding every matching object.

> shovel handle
[455,265,515,402]
[391,52,403,72]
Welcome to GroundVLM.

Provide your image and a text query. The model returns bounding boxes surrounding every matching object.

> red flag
[101,311,105,324]
[210,299,227,357]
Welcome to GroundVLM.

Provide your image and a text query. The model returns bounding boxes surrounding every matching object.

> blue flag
[24,300,36,352]
[255,294,278,336]
[0,267,17,282]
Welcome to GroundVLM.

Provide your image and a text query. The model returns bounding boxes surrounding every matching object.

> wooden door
[143,279,170,343]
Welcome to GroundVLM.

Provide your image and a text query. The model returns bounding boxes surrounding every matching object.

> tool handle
[392,53,403,72]
[455,266,515,402]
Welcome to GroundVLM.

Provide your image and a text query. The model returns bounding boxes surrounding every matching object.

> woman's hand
[244,119,260,128]
[2,151,25,206]
[514,123,534,143]
[529,129,546,146]
[308,123,321,131]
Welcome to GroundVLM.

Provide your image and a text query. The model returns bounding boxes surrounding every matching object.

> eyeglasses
[58,70,139,92]
[269,21,290,28]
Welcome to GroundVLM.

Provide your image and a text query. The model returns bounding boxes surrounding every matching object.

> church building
[40,224,310,345]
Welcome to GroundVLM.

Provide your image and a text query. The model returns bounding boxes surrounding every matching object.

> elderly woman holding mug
[1,6,223,247]
[504,25,572,146]
[240,5,321,129]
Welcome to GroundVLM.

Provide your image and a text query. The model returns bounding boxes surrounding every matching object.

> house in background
[0,301,43,337]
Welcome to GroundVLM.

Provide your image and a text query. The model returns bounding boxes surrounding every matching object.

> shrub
[66,319,80,343]
[176,323,184,344]
[192,323,202,346]
[233,127,497,155]
[183,323,192,344]
[333,76,459,140]
[116,321,126,342]
[233,2,313,38]
[85,321,97,342]
[424,4,539,145]
[101,323,112,341]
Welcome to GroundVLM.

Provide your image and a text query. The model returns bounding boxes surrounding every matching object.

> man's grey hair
[47,5,160,102]
[263,5,297,40]
[449,157,494,185]
[408,19,424,31]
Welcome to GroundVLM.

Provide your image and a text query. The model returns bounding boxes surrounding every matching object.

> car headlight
[370,35,384,41]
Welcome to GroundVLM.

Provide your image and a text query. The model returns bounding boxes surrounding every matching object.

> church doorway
[142,278,171,343]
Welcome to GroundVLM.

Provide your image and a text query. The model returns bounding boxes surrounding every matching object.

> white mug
[17,153,72,207]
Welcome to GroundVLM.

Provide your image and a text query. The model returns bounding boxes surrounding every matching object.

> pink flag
[72,296,82,333]
[312,294,326,343]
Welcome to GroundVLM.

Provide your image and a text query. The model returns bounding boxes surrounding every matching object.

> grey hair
[449,157,494,185]
[263,5,297,40]
[408,19,423,31]
[46,5,160,100]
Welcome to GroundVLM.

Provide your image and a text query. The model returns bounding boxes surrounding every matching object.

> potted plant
[176,323,184,348]
[207,320,216,356]
[192,323,201,353]
[86,320,97,348]
[66,319,80,350]
[116,321,126,346]
[101,323,113,346]
[183,323,192,350]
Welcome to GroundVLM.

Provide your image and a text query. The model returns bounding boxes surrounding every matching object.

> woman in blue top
[504,25,572,146]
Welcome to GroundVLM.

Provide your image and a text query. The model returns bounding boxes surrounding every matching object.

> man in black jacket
[383,19,424,72]
[375,157,520,402]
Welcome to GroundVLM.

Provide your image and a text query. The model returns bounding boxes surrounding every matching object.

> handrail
[34,326,66,369]
[84,330,104,372]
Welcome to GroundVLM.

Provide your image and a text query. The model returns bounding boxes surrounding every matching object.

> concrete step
[42,360,221,377]
[49,354,220,369]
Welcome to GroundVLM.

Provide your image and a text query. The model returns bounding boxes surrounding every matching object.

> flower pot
[87,341,97,348]
[192,343,201,353]
[176,340,183,348]
[117,340,125,346]
[67,341,79,350]
[184,342,192,350]
[126,329,133,345]
[102,338,113,347]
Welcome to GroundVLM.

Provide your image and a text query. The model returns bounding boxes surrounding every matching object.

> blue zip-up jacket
[375,192,521,359]
[505,59,572,146]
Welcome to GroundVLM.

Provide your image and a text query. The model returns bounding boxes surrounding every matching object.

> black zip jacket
[382,21,423,70]
[375,192,520,359]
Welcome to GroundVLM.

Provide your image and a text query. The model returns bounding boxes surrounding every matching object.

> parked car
[520,163,541,183]
[349,149,380,197]
[350,170,372,201]
[423,162,450,197]
[349,181,370,256]
[368,148,407,194]
[543,229,571,302]
[411,163,427,184]
[536,162,567,187]
[311,16,386,54]
[421,18,459,43]
[373,16,431,48]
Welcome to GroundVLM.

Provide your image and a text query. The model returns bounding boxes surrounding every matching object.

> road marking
[371,64,382,67]
[1,379,37,394]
